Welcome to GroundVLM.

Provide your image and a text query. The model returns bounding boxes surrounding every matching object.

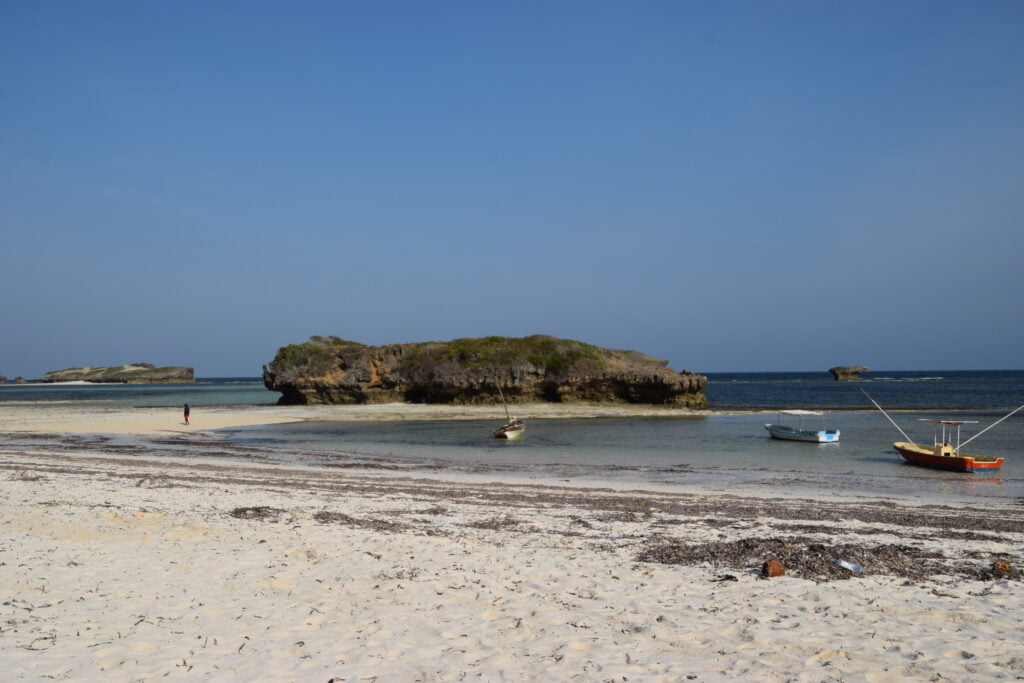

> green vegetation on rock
[402,335,607,375]
[268,337,365,381]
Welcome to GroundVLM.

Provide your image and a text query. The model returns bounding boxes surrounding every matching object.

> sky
[2,1,1022,377]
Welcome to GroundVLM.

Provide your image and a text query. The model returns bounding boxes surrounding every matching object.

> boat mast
[496,383,511,422]
[958,403,1024,449]
[862,390,916,445]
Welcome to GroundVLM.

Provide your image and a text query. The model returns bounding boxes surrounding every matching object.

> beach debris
[313,511,407,533]
[136,476,172,488]
[376,567,421,581]
[762,560,785,578]
[467,515,524,530]
[990,560,1012,579]
[976,556,1019,581]
[832,559,864,573]
[19,634,57,651]
[9,470,44,482]
[712,574,738,582]
[636,536,962,582]
[230,506,285,522]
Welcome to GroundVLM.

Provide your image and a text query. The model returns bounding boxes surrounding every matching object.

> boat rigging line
[861,389,916,445]
[496,382,511,422]
[959,402,1024,449]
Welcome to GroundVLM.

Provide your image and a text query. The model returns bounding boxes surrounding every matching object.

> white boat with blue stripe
[765,410,840,443]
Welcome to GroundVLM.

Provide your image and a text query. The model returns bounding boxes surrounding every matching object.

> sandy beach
[2,406,1023,680]
[0,401,710,436]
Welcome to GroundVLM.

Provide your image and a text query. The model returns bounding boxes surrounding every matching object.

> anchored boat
[894,419,1003,472]
[493,384,525,440]
[764,410,840,442]
[864,390,1021,473]
[494,417,525,440]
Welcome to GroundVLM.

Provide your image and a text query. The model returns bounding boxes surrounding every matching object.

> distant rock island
[263,335,707,407]
[40,363,195,384]
[829,365,869,381]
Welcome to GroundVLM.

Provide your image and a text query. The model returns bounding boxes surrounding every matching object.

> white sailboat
[493,384,525,440]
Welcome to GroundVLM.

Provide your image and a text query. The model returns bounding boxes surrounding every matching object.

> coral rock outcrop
[829,365,869,381]
[40,364,195,384]
[263,335,707,407]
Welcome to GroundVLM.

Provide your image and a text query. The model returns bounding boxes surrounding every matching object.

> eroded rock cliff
[829,365,869,381]
[263,335,707,407]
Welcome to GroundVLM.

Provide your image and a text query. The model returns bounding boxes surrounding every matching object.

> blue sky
[2,1,1022,377]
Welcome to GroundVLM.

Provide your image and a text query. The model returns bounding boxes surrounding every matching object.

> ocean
[3,371,1022,504]
[705,369,1024,410]
[0,377,277,408]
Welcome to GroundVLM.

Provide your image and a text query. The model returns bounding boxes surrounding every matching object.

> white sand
[2,420,1023,681]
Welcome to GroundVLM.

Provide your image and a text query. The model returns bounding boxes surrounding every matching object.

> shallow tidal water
[4,372,1021,504]
[222,411,1024,505]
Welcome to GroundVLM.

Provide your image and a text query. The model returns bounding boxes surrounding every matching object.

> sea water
[222,409,1023,504]
[705,369,1024,410]
[3,371,1022,503]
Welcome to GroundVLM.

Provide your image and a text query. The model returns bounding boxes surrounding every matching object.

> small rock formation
[762,560,785,578]
[14,377,27,384]
[829,365,869,381]
[39,364,195,384]
[263,334,707,407]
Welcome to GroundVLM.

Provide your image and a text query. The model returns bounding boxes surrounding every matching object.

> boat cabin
[918,418,977,457]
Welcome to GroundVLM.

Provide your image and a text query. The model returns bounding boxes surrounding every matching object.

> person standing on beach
[183,403,190,425]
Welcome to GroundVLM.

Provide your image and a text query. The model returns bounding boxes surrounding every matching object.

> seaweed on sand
[636,536,975,583]
[230,506,285,521]
[313,511,407,533]
[466,515,524,530]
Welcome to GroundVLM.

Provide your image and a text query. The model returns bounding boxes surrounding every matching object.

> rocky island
[39,363,195,384]
[829,365,869,381]
[263,335,707,407]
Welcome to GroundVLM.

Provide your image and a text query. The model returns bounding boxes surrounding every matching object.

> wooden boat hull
[894,442,1003,472]
[765,425,840,443]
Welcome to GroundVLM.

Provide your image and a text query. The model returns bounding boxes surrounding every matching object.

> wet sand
[0,401,713,436]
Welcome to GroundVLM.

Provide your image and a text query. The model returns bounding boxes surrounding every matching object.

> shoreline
[0,402,726,436]
[3,403,1019,507]
[1,401,991,438]
[2,436,1023,679]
